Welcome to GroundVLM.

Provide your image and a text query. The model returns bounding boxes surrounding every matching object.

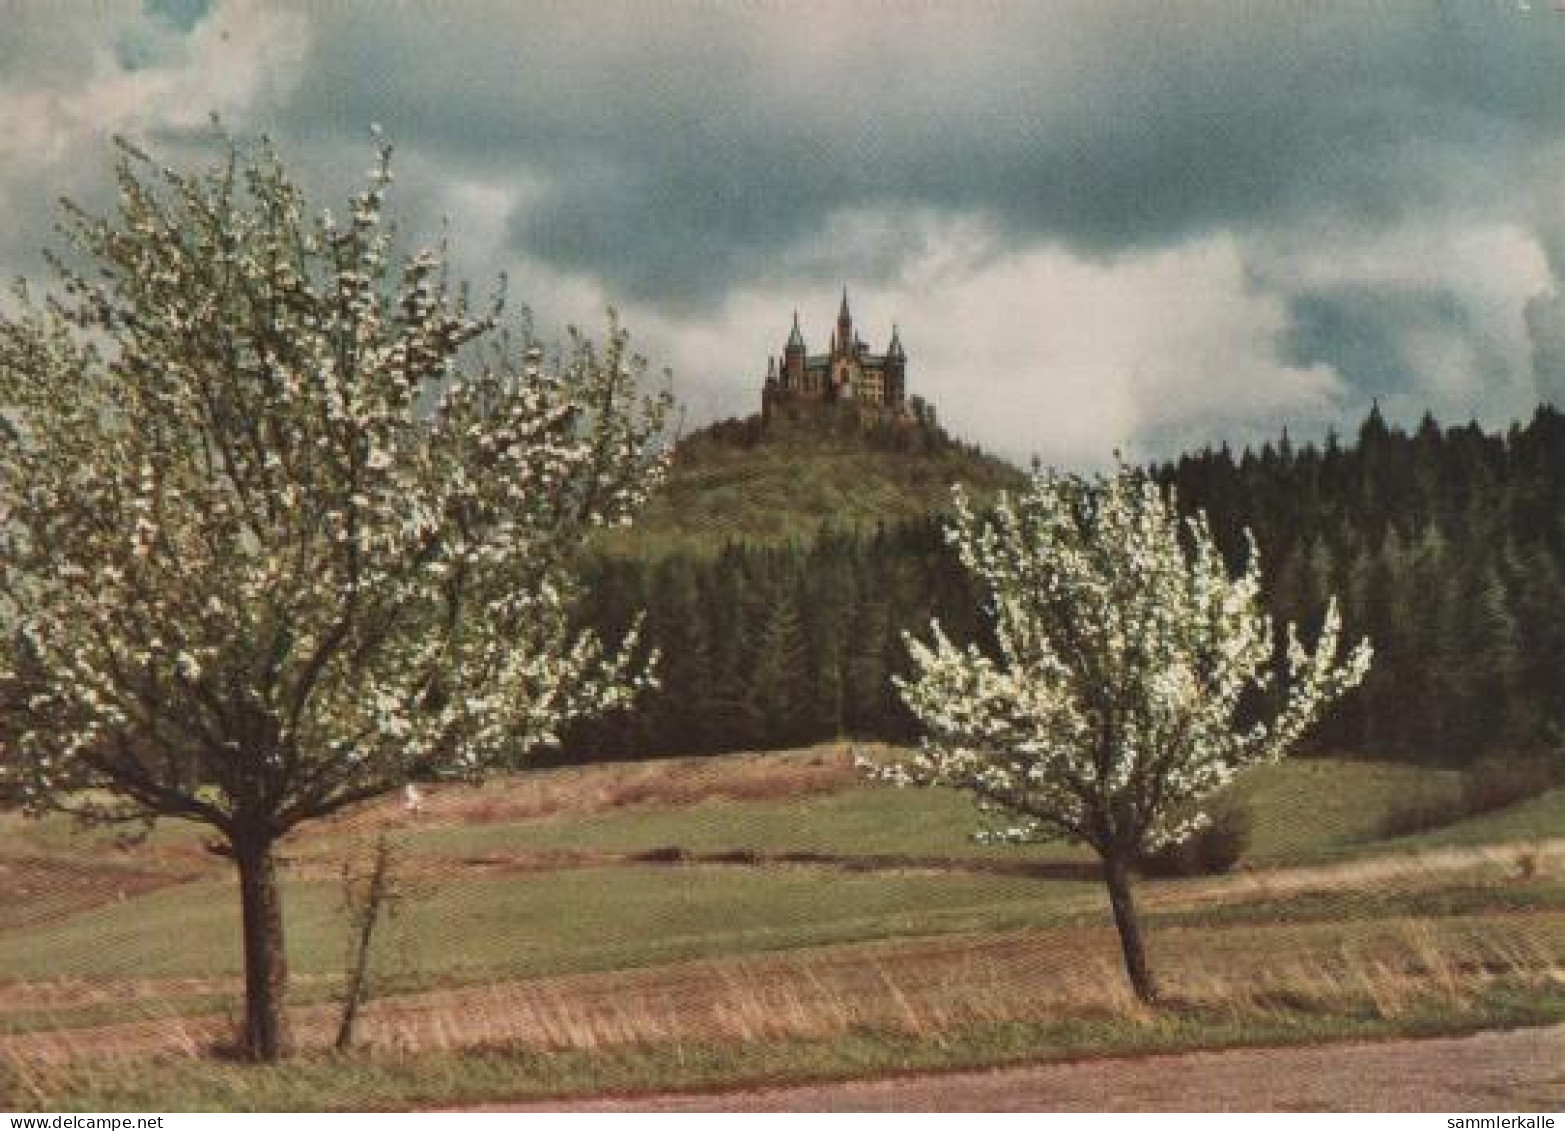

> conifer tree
[746,589,811,747]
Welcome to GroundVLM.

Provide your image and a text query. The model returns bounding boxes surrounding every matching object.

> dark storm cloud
[145,0,213,34]
[274,1,1565,308]
[1282,288,1469,400]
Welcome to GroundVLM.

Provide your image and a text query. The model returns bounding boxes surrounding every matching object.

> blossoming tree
[0,135,671,1059]
[879,468,1371,1002]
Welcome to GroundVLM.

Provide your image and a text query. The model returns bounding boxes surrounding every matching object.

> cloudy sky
[3,0,1565,466]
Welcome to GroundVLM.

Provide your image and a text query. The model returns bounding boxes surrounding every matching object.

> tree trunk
[1103,851,1159,1004]
[234,833,289,1060]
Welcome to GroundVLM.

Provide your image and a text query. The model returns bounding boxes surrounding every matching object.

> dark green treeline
[557,520,991,762]
[1161,404,1565,763]
[559,405,1565,766]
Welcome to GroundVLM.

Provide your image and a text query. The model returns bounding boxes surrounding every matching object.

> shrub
[1137,799,1252,877]
[1460,753,1558,814]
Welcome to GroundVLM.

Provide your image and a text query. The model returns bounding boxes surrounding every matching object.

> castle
[761,290,911,423]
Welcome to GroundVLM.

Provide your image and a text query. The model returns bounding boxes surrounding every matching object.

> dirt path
[1142,839,1565,912]
[499,1023,1565,1111]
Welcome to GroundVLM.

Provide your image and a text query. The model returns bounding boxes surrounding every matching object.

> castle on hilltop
[761,290,912,424]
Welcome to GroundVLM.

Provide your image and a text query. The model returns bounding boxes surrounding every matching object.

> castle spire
[887,323,905,361]
[787,310,805,351]
[836,287,852,359]
[838,287,852,324]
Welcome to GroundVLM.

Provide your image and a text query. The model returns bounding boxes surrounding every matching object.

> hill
[592,408,1024,557]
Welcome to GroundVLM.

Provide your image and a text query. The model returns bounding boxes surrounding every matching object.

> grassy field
[0,865,1097,988]
[392,757,1465,864]
[2,745,1562,1107]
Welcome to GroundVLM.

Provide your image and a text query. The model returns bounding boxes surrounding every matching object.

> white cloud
[0,0,310,281]
[0,1,308,171]
[887,235,1349,465]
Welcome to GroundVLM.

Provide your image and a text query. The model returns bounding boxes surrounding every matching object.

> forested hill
[561,404,1565,768]
[591,408,1024,558]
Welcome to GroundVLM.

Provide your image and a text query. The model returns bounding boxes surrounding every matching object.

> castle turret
[885,324,907,410]
[785,311,805,390]
[836,288,853,360]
